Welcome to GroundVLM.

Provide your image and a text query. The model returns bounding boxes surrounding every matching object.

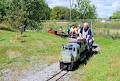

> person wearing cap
[78,23,93,51]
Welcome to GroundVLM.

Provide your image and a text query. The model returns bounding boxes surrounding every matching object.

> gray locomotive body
[60,41,87,70]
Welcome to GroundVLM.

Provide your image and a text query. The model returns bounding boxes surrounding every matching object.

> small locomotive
[60,38,90,71]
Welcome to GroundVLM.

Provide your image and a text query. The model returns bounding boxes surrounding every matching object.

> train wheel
[84,59,87,65]
[67,62,74,71]
[88,48,92,57]
[60,62,64,70]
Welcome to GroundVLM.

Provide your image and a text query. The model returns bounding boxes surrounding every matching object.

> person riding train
[77,22,94,51]
[69,24,79,38]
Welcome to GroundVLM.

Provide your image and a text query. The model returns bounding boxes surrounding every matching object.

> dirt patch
[36,40,45,48]
[19,63,71,81]
[0,62,71,81]
[6,50,22,59]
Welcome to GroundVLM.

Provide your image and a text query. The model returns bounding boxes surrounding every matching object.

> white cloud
[46,0,70,8]
[91,0,120,18]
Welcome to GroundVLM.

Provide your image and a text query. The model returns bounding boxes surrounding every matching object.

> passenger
[70,25,75,37]
[78,23,93,51]
[59,26,63,33]
[67,25,71,35]
[74,25,79,34]
[70,24,79,38]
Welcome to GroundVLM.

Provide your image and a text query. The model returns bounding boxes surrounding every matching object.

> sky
[46,0,120,18]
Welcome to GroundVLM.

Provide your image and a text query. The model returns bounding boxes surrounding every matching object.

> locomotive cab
[60,42,86,70]
[61,43,80,63]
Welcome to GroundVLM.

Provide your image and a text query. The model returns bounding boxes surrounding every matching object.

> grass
[71,35,120,81]
[94,27,120,39]
[0,28,120,81]
[93,22,120,29]
[0,30,67,71]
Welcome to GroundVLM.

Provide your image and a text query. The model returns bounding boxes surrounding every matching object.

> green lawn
[0,30,120,81]
[0,30,67,70]
[72,35,120,81]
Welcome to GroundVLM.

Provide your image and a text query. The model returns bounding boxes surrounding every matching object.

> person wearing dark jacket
[78,23,93,51]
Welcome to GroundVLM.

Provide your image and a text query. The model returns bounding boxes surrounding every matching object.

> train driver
[78,22,93,51]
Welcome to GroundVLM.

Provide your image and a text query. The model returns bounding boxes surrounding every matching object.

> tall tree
[6,0,50,32]
[71,9,80,21]
[111,11,120,19]
[0,0,5,22]
[76,0,96,19]
[0,0,10,22]
[50,6,70,20]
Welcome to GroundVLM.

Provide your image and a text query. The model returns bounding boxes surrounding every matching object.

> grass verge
[71,35,120,81]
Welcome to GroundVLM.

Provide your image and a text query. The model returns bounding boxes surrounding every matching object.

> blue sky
[46,0,120,18]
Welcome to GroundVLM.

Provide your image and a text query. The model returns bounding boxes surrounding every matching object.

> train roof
[65,43,80,48]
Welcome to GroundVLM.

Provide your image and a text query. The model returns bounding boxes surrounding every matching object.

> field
[71,35,120,81]
[0,30,67,72]
[0,21,120,81]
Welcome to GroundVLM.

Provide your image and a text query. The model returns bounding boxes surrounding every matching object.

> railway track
[46,66,69,81]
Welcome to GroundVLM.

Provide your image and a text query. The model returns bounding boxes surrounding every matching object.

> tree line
[110,11,120,19]
[0,0,96,32]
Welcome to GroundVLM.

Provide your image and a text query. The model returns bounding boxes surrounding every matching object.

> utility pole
[70,0,72,21]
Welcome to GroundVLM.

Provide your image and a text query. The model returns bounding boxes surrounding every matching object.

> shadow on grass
[0,39,5,41]
[72,46,100,71]
[0,28,15,32]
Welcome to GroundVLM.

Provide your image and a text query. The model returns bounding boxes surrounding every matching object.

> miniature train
[60,39,92,71]
[48,28,68,37]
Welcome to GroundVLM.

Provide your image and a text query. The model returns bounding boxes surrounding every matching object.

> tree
[111,11,120,19]
[41,3,51,20]
[71,9,80,21]
[0,0,10,22]
[0,0,5,22]
[76,0,96,19]
[6,0,50,32]
[50,6,70,20]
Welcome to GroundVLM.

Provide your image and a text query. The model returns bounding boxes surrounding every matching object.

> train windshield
[69,48,72,50]
[65,47,72,50]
